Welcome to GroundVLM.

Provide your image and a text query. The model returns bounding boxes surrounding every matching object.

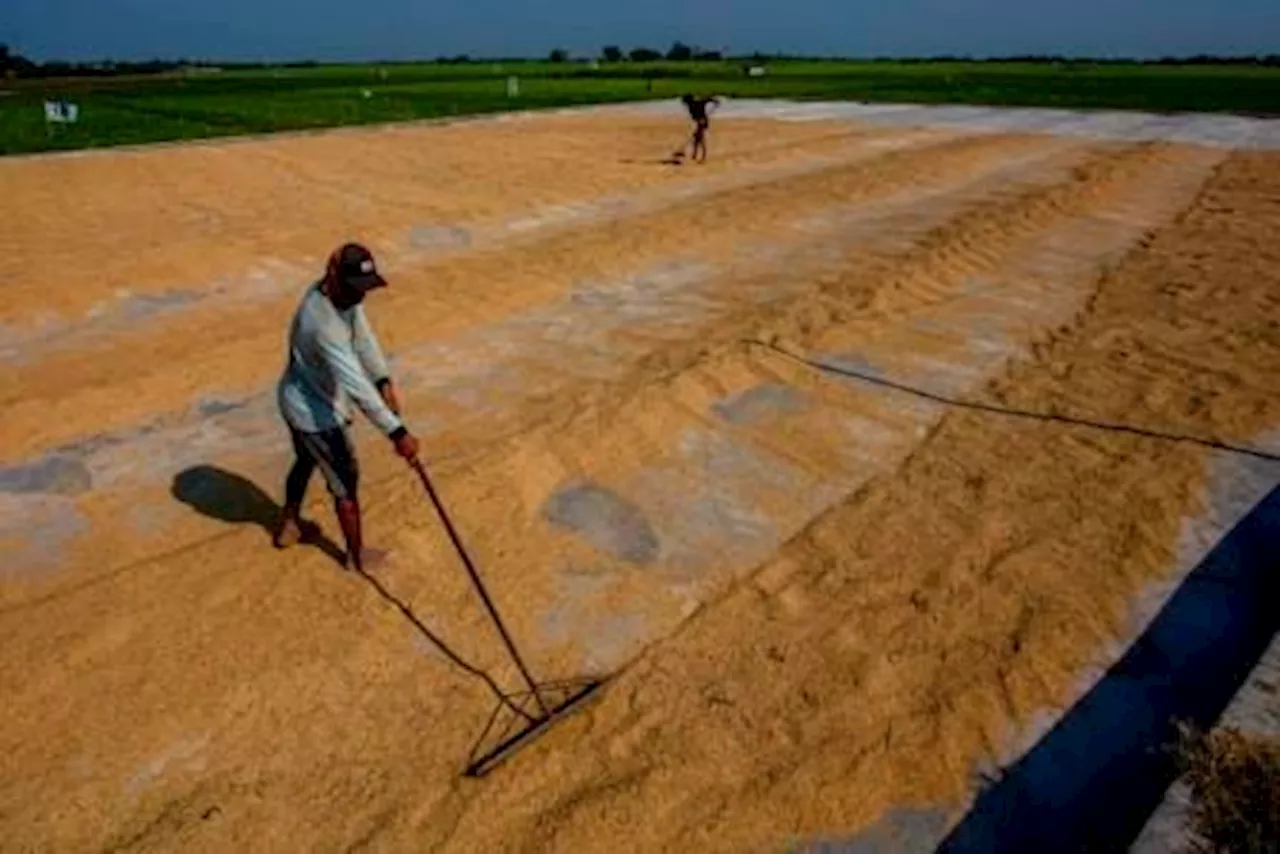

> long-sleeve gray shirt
[277,284,403,436]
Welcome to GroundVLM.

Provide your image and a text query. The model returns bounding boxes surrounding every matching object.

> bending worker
[679,93,721,163]
[274,242,419,572]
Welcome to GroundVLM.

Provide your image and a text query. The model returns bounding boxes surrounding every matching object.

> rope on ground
[743,338,1280,465]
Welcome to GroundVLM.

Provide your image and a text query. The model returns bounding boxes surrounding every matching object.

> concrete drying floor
[2,100,1278,851]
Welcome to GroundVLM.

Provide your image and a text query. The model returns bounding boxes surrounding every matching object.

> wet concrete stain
[0,454,93,496]
[543,481,660,565]
[712,382,808,425]
[798,807,952,853]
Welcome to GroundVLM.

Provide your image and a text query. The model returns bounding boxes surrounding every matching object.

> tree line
[550,43,725,63]
[4,42,1280,80]
[1,45,192,79]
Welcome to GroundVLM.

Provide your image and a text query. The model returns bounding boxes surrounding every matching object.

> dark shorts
[290,424,359,500]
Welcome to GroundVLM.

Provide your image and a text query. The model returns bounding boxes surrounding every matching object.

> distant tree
[629,47,662,62]
[1,43,38,77]
[549,48,569,63]
[694,49,723,61]
[666,41,693,61]
[601,45,623,63]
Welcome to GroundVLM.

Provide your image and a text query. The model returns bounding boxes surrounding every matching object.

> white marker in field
[43,100,79,123]
[506,76,520,98]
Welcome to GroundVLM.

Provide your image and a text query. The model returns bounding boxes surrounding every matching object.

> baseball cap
[331,243,387,291]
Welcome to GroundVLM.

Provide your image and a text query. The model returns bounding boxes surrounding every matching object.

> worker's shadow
[170,465,345,566]
[619,156,686,166]
[171,465,482,678]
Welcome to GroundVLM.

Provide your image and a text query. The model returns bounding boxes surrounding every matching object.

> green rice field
[3,59,1278,156]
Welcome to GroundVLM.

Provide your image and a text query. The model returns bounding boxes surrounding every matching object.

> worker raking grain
[273,242,422,572]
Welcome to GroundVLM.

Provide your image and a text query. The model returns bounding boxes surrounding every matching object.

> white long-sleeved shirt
[277,284,403,436]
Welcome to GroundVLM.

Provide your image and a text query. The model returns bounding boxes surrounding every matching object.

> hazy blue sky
[4,0,1279,62]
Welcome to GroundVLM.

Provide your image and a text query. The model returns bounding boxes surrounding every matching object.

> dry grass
[1177,724,1280,854]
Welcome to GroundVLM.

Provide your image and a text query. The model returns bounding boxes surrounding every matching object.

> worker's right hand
[392,430,420,462]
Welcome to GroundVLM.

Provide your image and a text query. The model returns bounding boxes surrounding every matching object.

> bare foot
[349,547,391,574]
[274,518,320,549]
[273,517,303,549]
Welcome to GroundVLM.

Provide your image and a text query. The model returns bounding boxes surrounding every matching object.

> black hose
[744,338,1280,464]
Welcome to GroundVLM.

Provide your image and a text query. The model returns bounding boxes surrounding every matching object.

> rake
[407,458,604,777]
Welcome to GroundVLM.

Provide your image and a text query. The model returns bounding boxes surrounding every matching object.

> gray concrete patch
[408,224,472,251]
[2,271,299,366]
[0,315,67,364]
[542,599,649,673]
[0,453,93,496]
[113,289,204,323]
[195,397,249,418]
[624,98,1280,150]
[629,99,1280,150]
[627,428,837,582]
[543,481,660,565]
[819,353,886,380]
[0,495,89,576]
[712,382,808,425]
[0,391,286,507]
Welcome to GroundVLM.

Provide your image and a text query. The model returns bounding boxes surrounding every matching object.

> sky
[4,0,1279,62]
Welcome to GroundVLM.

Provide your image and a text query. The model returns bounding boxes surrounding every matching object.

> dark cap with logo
[330,242,387,291]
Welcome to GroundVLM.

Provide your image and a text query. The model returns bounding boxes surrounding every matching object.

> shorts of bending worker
[285,423,359,502]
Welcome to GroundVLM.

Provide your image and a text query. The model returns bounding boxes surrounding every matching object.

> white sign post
[43,100,80,123]
[43,100,79,139]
